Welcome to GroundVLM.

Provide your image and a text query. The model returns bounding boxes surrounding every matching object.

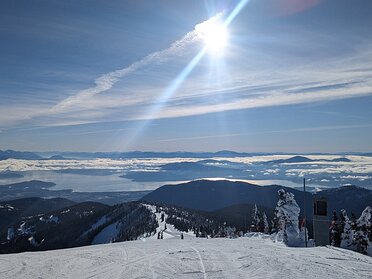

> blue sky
[1,0,372,152]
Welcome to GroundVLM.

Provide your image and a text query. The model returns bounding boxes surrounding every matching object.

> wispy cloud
[157,123,372,143]
[2,9,372,131]
[48,13,225,114]
[0,13,225,128]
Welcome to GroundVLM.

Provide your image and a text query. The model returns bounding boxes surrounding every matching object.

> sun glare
[198,22,229,54]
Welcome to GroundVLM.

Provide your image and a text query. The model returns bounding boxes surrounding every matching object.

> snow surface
[81,215,109,238]
[92,221,119,244]
[144,204,196,240]
[1,236,371,279]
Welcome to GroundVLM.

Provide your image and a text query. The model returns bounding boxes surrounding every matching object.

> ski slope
[1,236,371,279]
[144,204,196,240]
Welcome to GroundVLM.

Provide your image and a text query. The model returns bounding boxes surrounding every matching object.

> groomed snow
[1,236,371,279]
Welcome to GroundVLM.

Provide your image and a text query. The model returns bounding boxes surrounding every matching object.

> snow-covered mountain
[1,236,371,279]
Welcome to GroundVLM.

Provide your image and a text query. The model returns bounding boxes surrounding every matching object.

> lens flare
[204,23,228,53]
[197,21,229,54]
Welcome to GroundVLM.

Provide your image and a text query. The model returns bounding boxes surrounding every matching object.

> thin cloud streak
[48,13,224,114]
[157,123,372,143]
[0,13,224,128]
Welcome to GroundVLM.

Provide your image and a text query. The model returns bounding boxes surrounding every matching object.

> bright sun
[198,22,229,54]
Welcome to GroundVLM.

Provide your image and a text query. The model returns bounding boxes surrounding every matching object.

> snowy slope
[1,236,371,279]
[144,204,196,240]
[92,221,120,244]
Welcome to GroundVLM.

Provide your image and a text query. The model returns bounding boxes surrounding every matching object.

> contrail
[49,13,225,114]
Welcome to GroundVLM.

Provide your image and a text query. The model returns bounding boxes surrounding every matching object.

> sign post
[304,178,308,247]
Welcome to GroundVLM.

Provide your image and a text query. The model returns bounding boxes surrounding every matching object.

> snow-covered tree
[251,204,261,232]
[270,216,279,234]
[352,206,371,255]
[262,212,269,234]
[275,189,301,246]
[340,209,353,249]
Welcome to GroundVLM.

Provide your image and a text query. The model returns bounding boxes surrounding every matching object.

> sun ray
[122,0,250,150]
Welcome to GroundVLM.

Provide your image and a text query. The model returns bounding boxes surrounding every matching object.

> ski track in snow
[191,247,207,279]
[1,237,372,279]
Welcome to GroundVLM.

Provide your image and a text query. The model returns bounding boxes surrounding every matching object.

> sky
[1,0,372,152]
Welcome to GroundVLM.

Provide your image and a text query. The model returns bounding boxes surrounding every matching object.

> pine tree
[352,206,371,255]
[330,210,341,247]
[350,212,357,231]
[262,212,270,234]
[340,209,353,249]
[339,211,345,235]
[270,215,279,234]
[251,204,261,232]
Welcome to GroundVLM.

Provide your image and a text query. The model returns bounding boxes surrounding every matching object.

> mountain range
[142,180,371,219]
[1,149,370,160]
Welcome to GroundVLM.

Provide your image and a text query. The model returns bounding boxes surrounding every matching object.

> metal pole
[303,177,308,247]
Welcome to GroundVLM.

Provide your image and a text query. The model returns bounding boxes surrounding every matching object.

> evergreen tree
[352,206,371,255]
[330,210,341,247]
[262,212,270,234]
[275,189,301,246]
[340,209,353,249]
[251,204,261,232]
[339,211,346,236]
[270,215,279,234]
[350,213,358,231]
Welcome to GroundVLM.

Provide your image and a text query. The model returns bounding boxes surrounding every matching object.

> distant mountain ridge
[142,179,372,218]
[2,149,366,160]
[123,160,247,182]
[142,179,313,212]
[0,150,42,160]
[314,185,372,215]
[265,155,351,164]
